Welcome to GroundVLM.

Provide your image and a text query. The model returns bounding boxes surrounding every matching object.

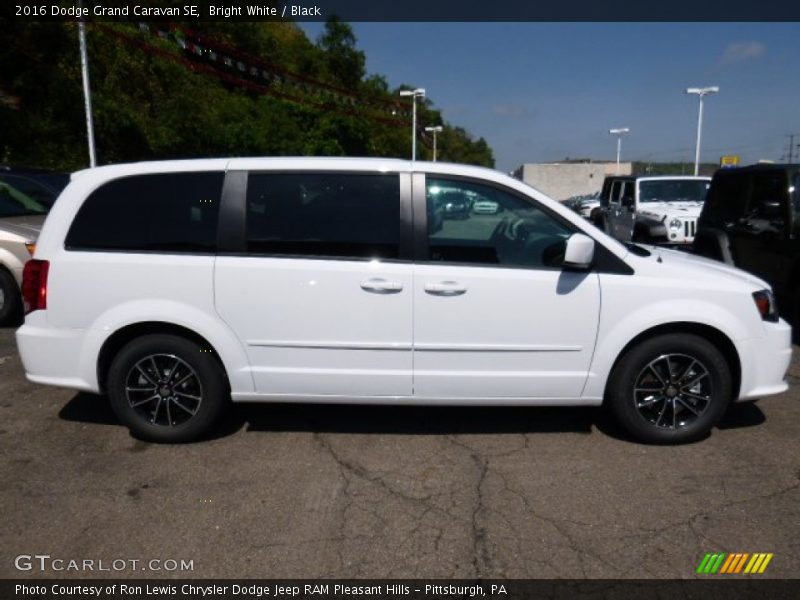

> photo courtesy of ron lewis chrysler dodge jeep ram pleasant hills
[15,158,791,444]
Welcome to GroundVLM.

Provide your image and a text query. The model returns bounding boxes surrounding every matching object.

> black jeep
[693,163,800,321]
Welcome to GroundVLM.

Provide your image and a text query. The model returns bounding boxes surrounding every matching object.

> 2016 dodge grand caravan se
[16,158,792,444]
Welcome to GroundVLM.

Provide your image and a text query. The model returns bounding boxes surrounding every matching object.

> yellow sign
[720,155,740,168]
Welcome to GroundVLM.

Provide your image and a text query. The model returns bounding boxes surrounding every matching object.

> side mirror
[563,233,595,269]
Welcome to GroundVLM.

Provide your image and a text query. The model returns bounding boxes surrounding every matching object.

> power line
[92,23,411,128]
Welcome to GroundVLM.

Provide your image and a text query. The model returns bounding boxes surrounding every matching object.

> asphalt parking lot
[1,325,798,579]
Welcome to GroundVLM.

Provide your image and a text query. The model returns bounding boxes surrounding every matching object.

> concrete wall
[514,162,632,201]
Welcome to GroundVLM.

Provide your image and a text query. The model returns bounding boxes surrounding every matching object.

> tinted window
[748,172,787,220]
[246,173,400,259]
[426,178,574,269]
[701,172,750,225]
[66,172,223,252]
[0,174,58,209]
[639,179,709,203]
[0,179,49,218]
[621,181,635,205]
[609,181,622,204]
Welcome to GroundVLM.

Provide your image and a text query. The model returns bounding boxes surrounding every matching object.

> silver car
[0,181,47,324]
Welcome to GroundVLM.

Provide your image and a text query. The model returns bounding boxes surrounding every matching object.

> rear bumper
[15,311,97,392]
[736,319,793,401]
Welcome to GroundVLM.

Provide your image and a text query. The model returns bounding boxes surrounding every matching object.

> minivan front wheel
[607,334,732,444]
[107,334,228,443]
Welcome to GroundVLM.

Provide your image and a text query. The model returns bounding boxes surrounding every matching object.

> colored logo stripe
[698,552,773,574]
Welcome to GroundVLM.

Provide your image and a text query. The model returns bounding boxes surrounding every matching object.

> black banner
[9,0,800,22]
[3,580,800,600]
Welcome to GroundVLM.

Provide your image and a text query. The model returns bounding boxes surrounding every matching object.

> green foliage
[0,18,494,170]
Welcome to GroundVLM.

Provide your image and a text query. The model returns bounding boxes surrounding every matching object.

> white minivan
[16,158,792,444]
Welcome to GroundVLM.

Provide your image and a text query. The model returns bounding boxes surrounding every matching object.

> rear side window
[245,173,400,259]
[702,172,749,225]
[66,173,223,253]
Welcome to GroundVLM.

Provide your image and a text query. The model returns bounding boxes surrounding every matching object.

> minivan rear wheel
[107,334,228,443]
[607,333,732,444]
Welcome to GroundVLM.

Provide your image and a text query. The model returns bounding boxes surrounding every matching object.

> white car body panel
[413,264,600,398]
[15,158,791,409]
[215,256,413,397]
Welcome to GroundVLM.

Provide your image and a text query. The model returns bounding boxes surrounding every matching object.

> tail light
[21,259,49,314]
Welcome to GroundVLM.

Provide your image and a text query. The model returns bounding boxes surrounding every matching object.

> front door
[412,176,601,399]
[215,171,413,398]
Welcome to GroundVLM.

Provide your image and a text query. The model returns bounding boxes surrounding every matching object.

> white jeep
[593,175,710,246]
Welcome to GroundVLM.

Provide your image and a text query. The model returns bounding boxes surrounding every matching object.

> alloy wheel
[125,354,203,427]
[633,353,712,430]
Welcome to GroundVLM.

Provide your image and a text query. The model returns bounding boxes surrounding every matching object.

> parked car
[693,163,800,322]
[0,181,48,324]
[565,194,601,219]
[433,189,472,220]
[17,158,790,444]
[0,166,69,209]
[592,175,710,246]
[473,199,500,214]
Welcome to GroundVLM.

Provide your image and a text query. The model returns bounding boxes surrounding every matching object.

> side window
[792,173,800,213]
[426,178,574,270]
[748,172,787,222]
[66,172,223,252]
[621,181,635,207]
[609,180,622,205]
[245,173,400,259]
[702,172,749,225]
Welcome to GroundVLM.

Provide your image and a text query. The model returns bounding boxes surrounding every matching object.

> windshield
[0,181,49,217]
[639,180,710,203]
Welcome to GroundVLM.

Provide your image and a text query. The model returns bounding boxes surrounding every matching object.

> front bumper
[736,318,793,401]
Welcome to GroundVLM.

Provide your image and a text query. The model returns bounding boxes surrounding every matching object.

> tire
[107,334,229,443]
[0,268,22,327]
[594,216,609,235]
[607,333,732,444]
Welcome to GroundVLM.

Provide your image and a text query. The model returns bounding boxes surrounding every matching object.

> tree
[0,20,494,170]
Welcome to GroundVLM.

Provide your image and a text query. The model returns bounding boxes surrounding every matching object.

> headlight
[752,289,779,322]
[669,218,682,230]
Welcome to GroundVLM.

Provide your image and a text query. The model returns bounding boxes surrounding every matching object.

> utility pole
[788,134,799,164]
[78,0,97,167]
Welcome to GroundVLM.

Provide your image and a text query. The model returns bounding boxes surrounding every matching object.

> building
[513,160,632,201]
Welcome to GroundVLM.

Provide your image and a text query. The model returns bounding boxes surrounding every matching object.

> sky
[300,22,800,172]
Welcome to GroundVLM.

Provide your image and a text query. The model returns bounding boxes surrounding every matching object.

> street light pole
[77,1,97,167]
[609,128,630,175]
[425,126,443,161]
[399,88,425,161]
[686,86,719,176]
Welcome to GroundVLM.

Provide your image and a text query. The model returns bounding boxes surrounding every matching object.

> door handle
[360,278,403,294]
[424,281,467,296]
